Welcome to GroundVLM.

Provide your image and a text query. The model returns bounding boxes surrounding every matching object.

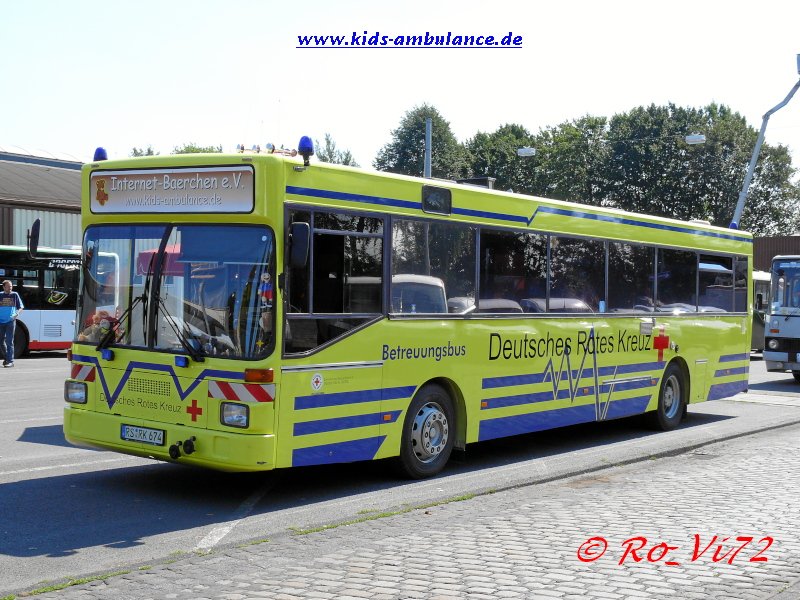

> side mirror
[27,218,41,259]
[755,293,763,311]
[288,222,310,269]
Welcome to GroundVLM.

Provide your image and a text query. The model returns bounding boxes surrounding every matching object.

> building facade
[0,150,81,248]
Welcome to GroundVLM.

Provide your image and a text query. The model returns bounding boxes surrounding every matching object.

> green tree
[130,145,158,157]
[171,143,223,154]
[529,115,609,205]
[374,104,467,179]
[601,103,800,235]
[464,124,536,192]
[315,133,359,166]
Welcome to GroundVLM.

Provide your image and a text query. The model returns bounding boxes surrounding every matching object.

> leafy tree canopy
[130,145,158,157]
[171,143,223,154]
[455,103,800,236]
[315,133,359,167]
[374,104,467,180]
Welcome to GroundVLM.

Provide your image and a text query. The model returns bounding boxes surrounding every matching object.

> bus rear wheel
[396,384,454,479]
[645,363,685,431]
[13,325,28,358]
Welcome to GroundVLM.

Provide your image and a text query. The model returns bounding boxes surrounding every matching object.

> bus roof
[83,152,753,253]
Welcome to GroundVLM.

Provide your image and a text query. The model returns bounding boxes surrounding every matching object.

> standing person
[0,280,24,367]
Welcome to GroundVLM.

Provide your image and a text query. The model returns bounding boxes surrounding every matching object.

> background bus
[752,270,770,352]
[0,245,83,358]
[764,256,800,379]
[63,148,752,478]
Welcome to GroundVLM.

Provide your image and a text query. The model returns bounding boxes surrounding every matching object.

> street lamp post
[730,55,800,229]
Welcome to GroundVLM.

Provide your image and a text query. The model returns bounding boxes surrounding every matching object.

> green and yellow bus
[62,141,752,477]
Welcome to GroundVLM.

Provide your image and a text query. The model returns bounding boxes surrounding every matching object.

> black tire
[645,363,686,431]
[14,325,28,358]
[792,371,800,384]
[396,384,455,479]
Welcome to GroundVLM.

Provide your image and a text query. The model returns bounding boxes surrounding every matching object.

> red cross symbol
[186,399,203,421]
[653,328,670,361]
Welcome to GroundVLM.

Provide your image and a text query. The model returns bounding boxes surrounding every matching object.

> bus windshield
[771,258,800,310]
[77,224,275,360]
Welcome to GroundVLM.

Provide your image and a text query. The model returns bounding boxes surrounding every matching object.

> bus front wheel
[792,371,800,384]
[646,363,685,431]
[396,384,454,479]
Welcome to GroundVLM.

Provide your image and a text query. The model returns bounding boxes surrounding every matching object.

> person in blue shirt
[0,280,24,367]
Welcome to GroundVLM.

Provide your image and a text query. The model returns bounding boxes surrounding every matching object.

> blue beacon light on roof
[93,147,108,161]
[298,136,314,167]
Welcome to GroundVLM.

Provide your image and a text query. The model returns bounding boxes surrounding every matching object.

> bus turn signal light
[245,368,274,383]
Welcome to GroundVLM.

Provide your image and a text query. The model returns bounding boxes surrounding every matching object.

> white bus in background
[752,270,770,352]
[0,245,82,358]
[0,244,119,359]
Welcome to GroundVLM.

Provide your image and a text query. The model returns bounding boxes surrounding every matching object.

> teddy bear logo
[95,179,109,205]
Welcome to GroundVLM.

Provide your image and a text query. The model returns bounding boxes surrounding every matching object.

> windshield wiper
[155,297,205,362]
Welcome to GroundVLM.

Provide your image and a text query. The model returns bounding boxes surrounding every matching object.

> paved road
[3,353,800,598]
[33,413,800,600]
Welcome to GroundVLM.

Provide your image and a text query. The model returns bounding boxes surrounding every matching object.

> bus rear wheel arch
[396,383,455,479]
[645,361,686,431]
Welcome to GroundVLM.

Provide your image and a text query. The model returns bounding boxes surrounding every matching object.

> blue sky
[2,0,800,177]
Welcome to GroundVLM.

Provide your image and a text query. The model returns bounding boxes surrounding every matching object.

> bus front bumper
[63,405,276,473]
[764,350,800,373]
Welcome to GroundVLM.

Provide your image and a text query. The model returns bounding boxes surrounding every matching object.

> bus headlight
[64,381,88,404]
[767,339,780,350]
[221,402,249,428]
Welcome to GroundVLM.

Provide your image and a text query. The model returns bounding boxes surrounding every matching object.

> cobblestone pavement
[36,422,800,600]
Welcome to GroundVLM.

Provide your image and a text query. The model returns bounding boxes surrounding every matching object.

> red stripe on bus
[246,384,274,402]
[29,341,71,350]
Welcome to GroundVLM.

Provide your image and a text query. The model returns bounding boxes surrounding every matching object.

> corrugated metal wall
[12,208,81,248]
[754,236,800,271]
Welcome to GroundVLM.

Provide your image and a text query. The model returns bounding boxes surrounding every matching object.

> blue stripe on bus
[707,380,748,400]
[529,207,752,242]
[71,354,244,408]
[482,360,663,390]
[719,353,749,363]
[285,187,752,243]
[292,436,386,466]
[293,410,402,436]
[452,206,528,224]
[294,385,416,410]
[482,372,548,389]
[478,395,652,441]
[604,395,652,419]
[482,379,655,410]
[714,366,749,378]
[286,186,421,210]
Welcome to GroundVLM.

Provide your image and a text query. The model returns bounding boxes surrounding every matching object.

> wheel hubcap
[663,374,681,419]
[411,402,449,463]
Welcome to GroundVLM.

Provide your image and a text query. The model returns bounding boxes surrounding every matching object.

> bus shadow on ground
[17,425,79,449]
[451,411,734,469]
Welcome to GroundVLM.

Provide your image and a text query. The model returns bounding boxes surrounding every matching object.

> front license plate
[121,424,165,446]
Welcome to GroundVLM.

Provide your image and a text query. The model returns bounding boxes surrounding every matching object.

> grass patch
[236,537,270,548]
[290,493,476,535]
[22,570,130,596]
